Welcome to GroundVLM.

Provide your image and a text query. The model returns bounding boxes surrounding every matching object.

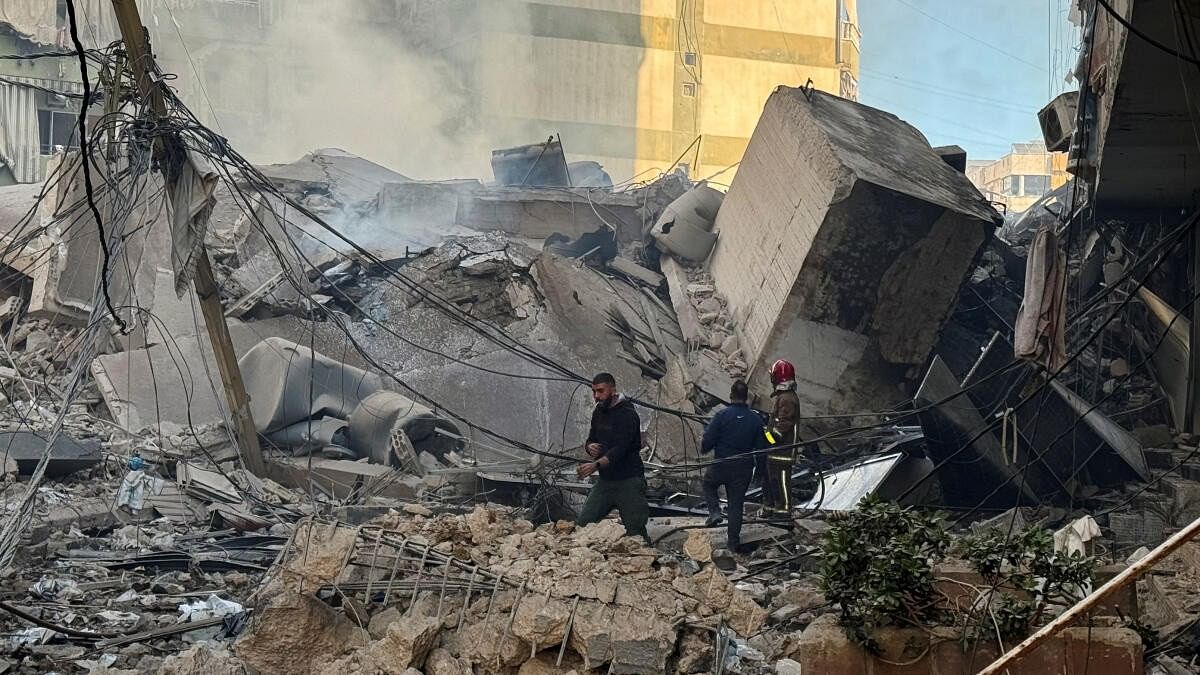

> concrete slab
[265,456,422,502]
[92,316,358,433]
[708,87,1000,416]
[0,431,101,477]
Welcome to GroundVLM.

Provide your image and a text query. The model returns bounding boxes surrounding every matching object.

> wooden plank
[609,256,665,287]
[660,257,702,349]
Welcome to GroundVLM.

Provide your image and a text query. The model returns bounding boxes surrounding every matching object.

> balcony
[840,21,861,47]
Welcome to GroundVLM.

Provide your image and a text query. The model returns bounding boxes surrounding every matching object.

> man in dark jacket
[575,372,649,540]
[701,380,765,551]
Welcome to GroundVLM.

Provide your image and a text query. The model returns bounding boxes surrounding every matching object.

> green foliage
[818,496,951,653]
[819,501,1098,652]
[959,525,1095,639]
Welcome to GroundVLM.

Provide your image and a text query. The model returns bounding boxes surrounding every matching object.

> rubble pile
[233,507,791,674]
[0,475,279,674]
[0,11,1198,670]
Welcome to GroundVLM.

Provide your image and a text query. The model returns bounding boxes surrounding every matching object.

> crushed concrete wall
[708,87,999,414]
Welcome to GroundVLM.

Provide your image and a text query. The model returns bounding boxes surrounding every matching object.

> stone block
[1062,626,1144,675]
[707,86,999,413]
[682,529,713,563]
[424,648,473,675]
[1108,511,1166,546]
[511,595,572,650]
[788,615,869,675]
[236,586,369,675]
[791,615,1143,675]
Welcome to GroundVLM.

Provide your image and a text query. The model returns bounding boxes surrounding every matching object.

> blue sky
[857,0,1078,161]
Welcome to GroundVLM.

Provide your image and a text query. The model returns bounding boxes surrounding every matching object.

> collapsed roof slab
[708,86,1001,416]
[258,148,412,208]
[373,181,649,245]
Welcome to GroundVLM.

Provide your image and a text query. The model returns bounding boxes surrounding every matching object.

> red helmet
[770,359,795,385]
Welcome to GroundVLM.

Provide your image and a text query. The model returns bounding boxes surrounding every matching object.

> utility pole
[108,0,265,476]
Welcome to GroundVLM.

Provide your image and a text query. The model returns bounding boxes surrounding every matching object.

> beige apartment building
[966,140,1070,214]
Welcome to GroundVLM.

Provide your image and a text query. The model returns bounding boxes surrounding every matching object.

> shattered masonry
[0,1,1198,673]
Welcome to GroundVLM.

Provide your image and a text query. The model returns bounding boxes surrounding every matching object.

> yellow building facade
[965,141,1070,215]
[478,0,860,183]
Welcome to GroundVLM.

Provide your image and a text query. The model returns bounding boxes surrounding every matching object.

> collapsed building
[0,1,1198,673]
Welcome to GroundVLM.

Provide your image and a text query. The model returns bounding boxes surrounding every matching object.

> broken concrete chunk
[708,86,999,416]
[367,606,402,640]
[678,566,767,637]
[447,620,528,668]
[512,595,573,649]
[235,586,369,675]
[423,648,473,675]
[697,297,722,316]
[23,329,51,353]
[279,519,358,589]
[0,431,101,478]
[720,334,739,356]
[157,643,248,675]
[683,529,713,564]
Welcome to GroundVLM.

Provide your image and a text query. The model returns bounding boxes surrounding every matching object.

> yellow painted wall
[480,0,859,184]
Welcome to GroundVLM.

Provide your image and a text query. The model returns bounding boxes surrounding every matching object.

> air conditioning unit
[1039,91,1079,153]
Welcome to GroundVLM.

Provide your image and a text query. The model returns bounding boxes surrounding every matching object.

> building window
[681,82,696,97]
[38,109,80,155]
[1023,174,1050,197]
[683,52,697,66]
[1002,175,1021,197]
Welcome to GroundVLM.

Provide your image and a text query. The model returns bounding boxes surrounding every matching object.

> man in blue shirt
[701,380,766,551]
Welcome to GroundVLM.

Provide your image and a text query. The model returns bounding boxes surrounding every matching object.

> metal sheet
[798,453,905,511]
[915,355,1041,505]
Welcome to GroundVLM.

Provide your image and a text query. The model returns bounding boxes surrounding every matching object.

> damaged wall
[708,86,999,414]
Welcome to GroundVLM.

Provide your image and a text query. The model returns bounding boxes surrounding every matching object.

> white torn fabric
[115,469,165,512]
[168,149,219,297]
[0,82,42,184]
[1053,515,1101,557]
[1014,224,1067,371]
[178,594,244,623]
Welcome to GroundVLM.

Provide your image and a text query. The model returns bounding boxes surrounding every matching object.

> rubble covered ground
[2,3,1200,674]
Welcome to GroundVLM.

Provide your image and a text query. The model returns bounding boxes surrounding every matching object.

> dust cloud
[169,1,529,181]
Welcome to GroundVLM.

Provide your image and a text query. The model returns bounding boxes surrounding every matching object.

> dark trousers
[576,476,650,539]
[762,450,795,515]
[702,457,754,547]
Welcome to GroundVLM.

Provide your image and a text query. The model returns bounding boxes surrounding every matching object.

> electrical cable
[64,0,126,334]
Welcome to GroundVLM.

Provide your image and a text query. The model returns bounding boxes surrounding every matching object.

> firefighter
[762,359,800,517]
